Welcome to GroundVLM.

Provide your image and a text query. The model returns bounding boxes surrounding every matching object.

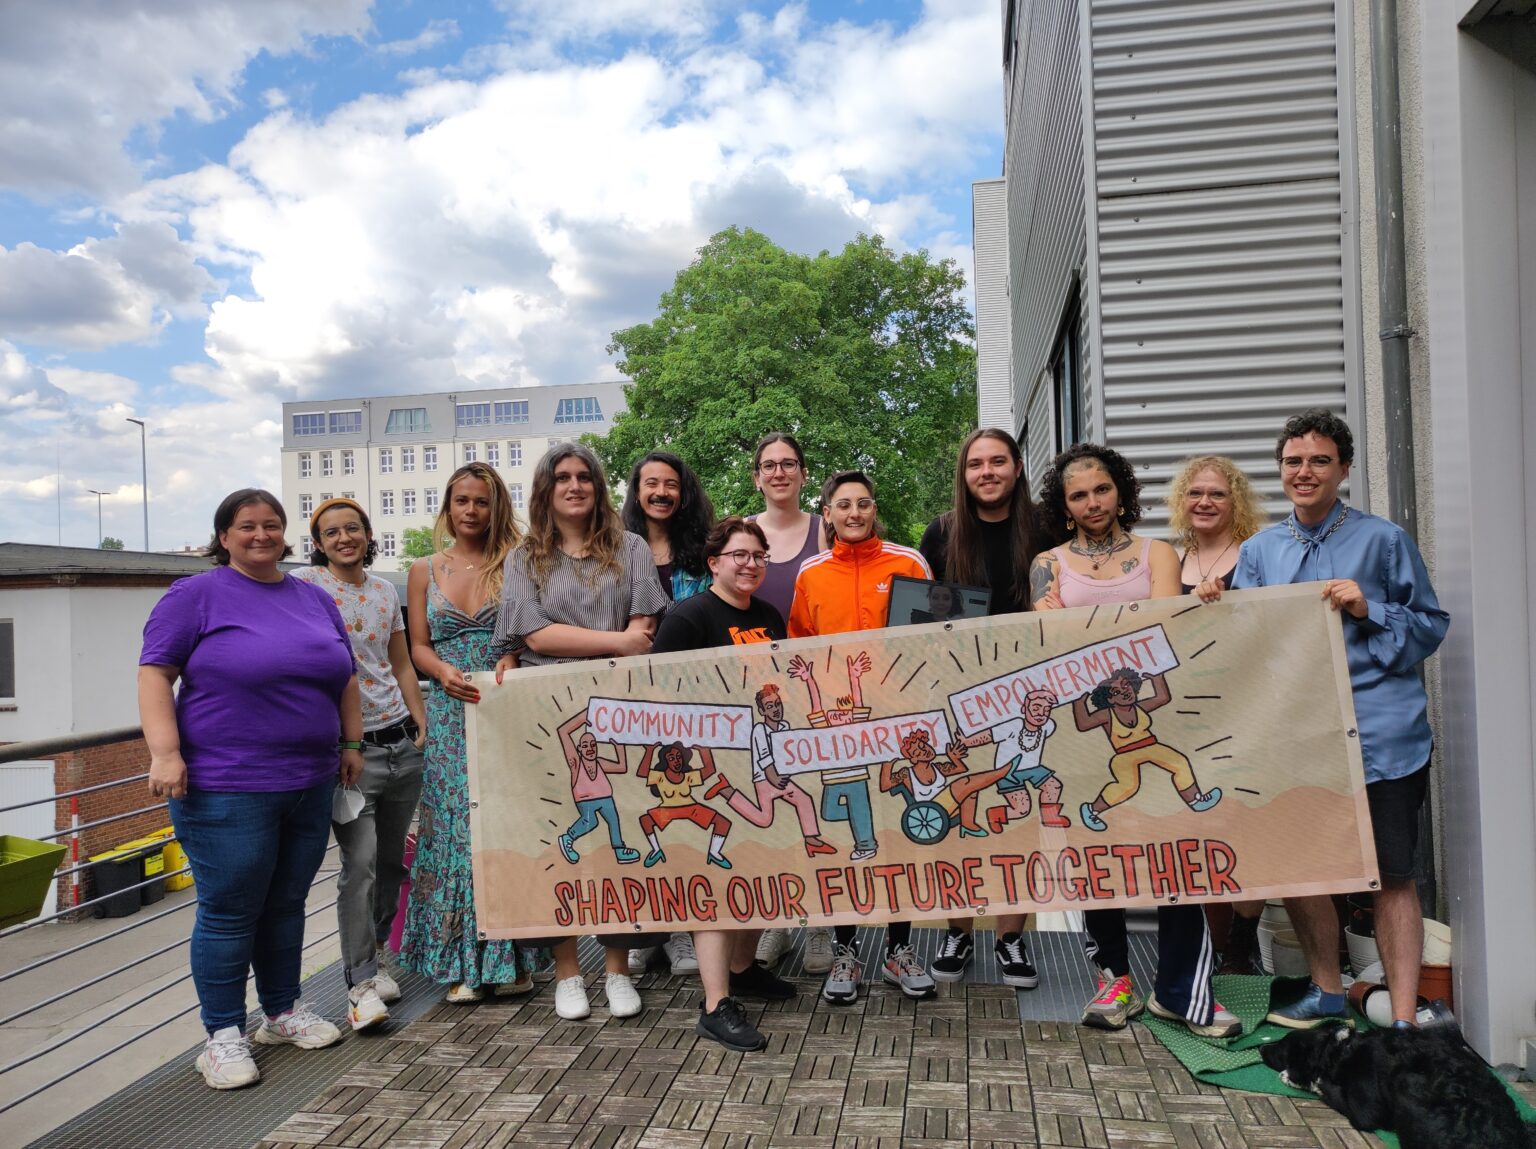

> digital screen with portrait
[885,576,992,627]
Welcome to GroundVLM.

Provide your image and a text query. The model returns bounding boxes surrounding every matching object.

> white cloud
[0,223,215,350]
[0,0,373,199]
[378,18,461,56]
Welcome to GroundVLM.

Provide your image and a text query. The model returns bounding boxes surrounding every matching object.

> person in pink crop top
[1027,444,1240,1047]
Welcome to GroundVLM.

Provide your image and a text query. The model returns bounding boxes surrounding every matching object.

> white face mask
[332,784,365,824]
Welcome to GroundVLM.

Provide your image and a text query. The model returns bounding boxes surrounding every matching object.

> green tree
[99,536,125,550]
[402,526,436,560]
[589,227,977,544]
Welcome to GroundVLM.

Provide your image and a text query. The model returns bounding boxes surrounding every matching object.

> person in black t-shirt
[649,516,800,1055]
[917,428,1044,991]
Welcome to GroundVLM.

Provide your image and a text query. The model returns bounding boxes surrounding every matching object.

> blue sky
[0,0,1003,549]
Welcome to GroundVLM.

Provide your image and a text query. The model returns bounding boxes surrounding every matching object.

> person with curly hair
[1027,444,1238,1044]
[1166,455,1264,595]
[621,450,716,603]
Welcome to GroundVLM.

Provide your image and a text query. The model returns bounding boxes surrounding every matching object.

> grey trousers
[335,733,424,986]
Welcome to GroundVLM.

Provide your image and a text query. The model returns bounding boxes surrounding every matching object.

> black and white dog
[1260,1024,1531,1149]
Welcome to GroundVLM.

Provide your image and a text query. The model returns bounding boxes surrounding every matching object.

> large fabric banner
[465,584,1377,939]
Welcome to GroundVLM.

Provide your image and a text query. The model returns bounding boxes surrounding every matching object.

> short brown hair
[705,516,768,562]
[204,489,293,565]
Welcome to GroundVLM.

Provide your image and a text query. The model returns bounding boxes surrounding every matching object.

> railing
[0,727,343,1116]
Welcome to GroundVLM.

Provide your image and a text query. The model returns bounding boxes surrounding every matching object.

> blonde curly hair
[1166,455,1264,552]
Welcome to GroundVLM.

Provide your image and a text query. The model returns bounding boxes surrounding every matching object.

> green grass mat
[1140,975,1536,1148]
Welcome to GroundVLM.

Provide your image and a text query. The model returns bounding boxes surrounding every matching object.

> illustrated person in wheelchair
[878,728,1017,844]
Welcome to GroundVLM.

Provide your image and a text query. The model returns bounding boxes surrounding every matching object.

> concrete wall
[0,590,73,743]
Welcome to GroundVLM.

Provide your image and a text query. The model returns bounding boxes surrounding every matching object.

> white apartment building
[279,383,628,571]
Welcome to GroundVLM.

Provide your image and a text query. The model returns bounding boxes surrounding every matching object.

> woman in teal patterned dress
[402,463,545,1001]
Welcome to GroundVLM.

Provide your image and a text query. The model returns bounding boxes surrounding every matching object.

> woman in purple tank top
[747,433,826,621]
[1027,444,1238,1045]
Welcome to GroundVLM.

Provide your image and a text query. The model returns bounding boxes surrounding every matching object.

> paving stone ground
[252,962,1401,1149]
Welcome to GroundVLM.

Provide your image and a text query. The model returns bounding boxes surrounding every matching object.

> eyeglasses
[1184,489,1230,502]
[1280,455,1338,472]
[320,523,366,539]
[756,459,801,474]
[830,499,876,513]
[721,549,769,567]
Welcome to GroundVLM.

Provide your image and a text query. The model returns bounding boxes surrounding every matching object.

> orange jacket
[787,535,932,638]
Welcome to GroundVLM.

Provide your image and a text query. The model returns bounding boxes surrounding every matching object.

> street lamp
[125,417,148,551]
[87,489,107,547]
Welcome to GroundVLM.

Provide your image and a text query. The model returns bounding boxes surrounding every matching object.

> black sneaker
[697,997,768,1052]
[994,932,1039,989]
[930,927,974,982]
[729,960,798,1001]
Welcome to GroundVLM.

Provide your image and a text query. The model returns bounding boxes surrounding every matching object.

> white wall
[0,590,73,743]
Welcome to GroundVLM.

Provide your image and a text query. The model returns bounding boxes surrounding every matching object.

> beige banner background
[466,584,1377,939]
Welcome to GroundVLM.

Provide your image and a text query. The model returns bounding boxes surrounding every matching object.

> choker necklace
[1285,505,1350,547]
[1071,531,1122,571]
[1192,539,1235,582]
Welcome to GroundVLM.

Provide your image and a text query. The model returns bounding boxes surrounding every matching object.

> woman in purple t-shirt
[139,489,362,1091]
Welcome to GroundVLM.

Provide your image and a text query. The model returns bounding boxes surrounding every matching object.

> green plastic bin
[0,835,68,928]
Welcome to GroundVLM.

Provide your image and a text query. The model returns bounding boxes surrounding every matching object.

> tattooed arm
[1029,552,1064,610]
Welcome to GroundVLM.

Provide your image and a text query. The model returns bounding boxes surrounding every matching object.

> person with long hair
[1029,444,1239,1042]
[789,469,937,1006]
[917,428,1050,990]
[494,442,671,1022]
[1166,454,1268,973]
[293,498,427,1032]
[401,462,538,1004]
[140,489,358,1089]
[621,450,716,603]
[743,432,829,974]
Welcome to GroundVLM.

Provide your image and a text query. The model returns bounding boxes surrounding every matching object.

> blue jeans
[568,796,624,848]
[820,779,876,852]
[170,780,335,1034]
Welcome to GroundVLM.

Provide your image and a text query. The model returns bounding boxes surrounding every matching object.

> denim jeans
[335,736,423,985]
[170,780,335,1034]
[820,779,877,852]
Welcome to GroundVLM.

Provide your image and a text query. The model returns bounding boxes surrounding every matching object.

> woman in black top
[1167,455,1264,595]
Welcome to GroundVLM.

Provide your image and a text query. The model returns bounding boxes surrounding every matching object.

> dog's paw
[1277,1069,1320,1095]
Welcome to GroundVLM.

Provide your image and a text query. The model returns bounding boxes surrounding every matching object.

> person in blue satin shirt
[1214,408,1449,1030]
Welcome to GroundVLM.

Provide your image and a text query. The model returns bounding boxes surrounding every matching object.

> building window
[0,619,14,702]
[328,410,362,435]
[1050,290,1085,452]
[301,537,314,559]
[425,487,439,516]
[456,402,492,428]
[341,490,355,499]
[320,491,332,502]
[494,400,529,424]
[423,445,438,471]
[320,451,333,477]
[464,443,477,463]
[341,449,355,476]
[402,489,417,516]
[385,407,429,434]
[547,437,561,450]
[401,446,416,472]
[379,532,397,558]
[509,483,525,511]
[298,452,312,479]
[554,396,603,423]
[379,448,393,474]
[507,440,523,467]
[300,494,314,519]
[486,441,500,468]
[292,412,325,436]
[380,490,395,515]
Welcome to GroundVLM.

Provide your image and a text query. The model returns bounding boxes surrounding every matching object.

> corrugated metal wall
[1023,369,1055,491]
[1084,0,1359,531]
[1006,0,1088,475]
[971,179,1015,430]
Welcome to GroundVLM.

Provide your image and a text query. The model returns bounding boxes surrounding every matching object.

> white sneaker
[196,1026,259,1090]
[373,954,402,1003]
[554,974,591,1020]
[444,982,484,1004]
[802,928,836,975]
[253,1003,343,1049]
[348,980,390,1032]
[605,972,642,1018]
[664,932,699,973]
[627,946,658,975]
[755,928,793,969]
